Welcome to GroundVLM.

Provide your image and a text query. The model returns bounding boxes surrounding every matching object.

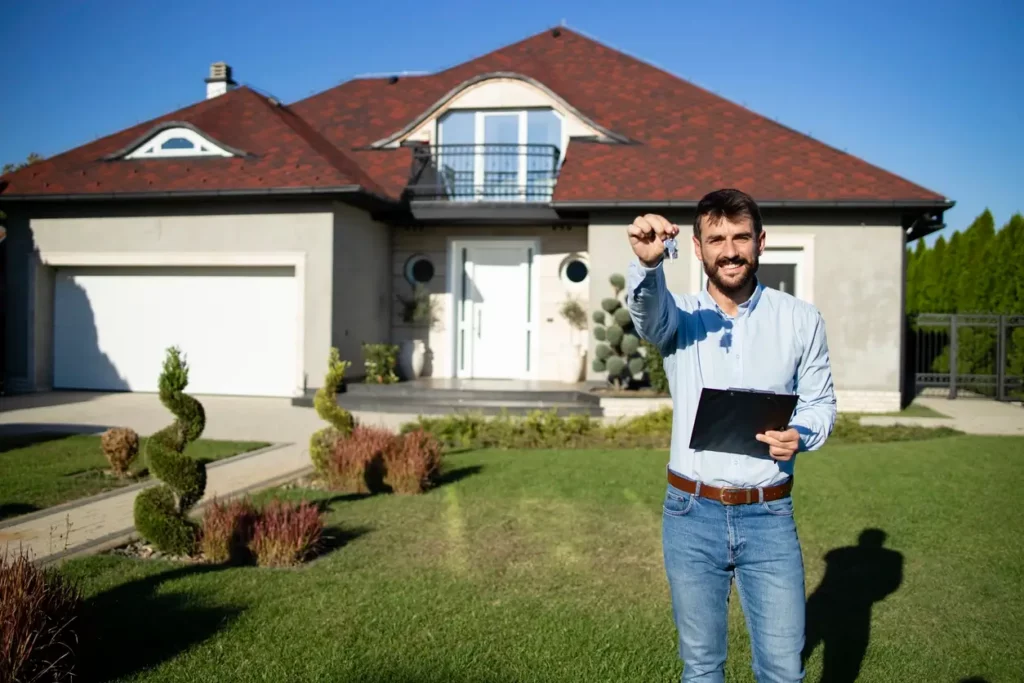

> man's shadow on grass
[77,563,244,682]
[802,528,904,683]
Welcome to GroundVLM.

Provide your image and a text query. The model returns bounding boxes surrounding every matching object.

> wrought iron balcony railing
[405,143,561,203]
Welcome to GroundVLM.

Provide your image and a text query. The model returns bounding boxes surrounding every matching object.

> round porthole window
[559,253,590,292]
[404,254,434,285]
[565,259,588,283]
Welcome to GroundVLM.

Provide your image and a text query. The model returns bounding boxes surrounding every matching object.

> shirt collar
[699,278,764,319]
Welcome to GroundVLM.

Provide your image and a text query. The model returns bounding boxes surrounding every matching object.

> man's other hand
[628,214,679,267]
[756,428,800,461]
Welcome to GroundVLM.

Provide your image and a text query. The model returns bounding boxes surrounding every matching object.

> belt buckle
[718,487,753,505]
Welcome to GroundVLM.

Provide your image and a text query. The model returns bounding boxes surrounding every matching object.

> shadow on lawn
[802,528,904,683]
[0,424,110,452]
[78,563,244,682]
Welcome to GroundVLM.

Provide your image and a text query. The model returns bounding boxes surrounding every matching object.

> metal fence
[908,313,1024,400]
[404,143,562,202]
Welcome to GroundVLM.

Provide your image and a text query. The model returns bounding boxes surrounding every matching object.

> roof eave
[551,198,955,211]
[0,185,401,211]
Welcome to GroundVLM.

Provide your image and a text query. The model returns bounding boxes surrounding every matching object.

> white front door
[455,242,534,379]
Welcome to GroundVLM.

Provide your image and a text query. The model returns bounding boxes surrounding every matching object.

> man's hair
[693,188,763,240]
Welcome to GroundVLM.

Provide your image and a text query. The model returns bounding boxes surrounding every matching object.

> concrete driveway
[0,391,416,443]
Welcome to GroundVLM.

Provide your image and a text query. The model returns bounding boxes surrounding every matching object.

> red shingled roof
[1,27,946,206]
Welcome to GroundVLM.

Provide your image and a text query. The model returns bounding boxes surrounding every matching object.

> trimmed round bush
[605,356,626,378]
[613,307,631,327]
[621,333,640,356]
[601,298,621,314]
[593,325,606,342]
[609,273,626,291]
[592,310,606,325]
[595,343,613,361]
[629,356,646,376]
[606,324,624,347]
[101,427,139,477]
[592,357,607,373]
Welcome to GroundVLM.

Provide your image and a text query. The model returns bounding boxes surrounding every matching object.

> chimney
[205,62,237,99]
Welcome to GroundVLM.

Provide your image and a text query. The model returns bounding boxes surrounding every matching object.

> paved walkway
[860,396,1024,436]
[0,392,419,565]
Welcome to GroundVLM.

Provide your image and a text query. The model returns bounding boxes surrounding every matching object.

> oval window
[404,254,434,285]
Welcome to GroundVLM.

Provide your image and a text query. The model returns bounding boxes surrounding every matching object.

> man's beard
[703,255,758,295]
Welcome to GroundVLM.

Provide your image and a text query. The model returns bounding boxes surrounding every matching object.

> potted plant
[396,284,441,380]
[559,296,589,383]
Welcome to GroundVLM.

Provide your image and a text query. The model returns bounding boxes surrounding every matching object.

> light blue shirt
[626,258,837,488]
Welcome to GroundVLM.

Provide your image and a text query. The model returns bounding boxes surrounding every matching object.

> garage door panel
[53,266,298,397]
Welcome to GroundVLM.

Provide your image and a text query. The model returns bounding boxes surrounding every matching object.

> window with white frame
[436,108,564,201]
[124,127,235,159]
[691,242,814,303]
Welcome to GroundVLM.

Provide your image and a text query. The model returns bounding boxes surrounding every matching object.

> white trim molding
[123,127,235,159]
[39,251,307,397]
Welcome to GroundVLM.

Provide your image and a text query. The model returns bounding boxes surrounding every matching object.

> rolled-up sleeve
[789,311,837,451]
[625,258,678,355]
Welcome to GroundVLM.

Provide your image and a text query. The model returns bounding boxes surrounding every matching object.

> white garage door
[53,266,299,397]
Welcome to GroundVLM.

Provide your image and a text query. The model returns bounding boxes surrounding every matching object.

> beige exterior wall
[2,201,341,393]
[586,211,906,405]
[331,203,392,377]
[390,225,588,379]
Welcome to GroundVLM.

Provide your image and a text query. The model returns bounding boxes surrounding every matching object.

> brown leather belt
[668,469,793,506]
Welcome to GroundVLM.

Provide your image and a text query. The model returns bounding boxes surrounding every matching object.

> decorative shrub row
[1,551,81,683]
[326,426,442,495]
[133,347,208,556]
[401,408,961,451]
[200,497,324,568]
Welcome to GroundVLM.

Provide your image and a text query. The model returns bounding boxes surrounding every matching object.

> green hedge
[401,410,960,452]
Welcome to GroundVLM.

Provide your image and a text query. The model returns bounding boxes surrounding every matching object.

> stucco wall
[331,203,391,378]
[2,201,336,392]
[586,211,906,399]
[391,225,588,379]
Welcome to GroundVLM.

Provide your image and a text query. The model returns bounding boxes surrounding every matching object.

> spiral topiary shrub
[310,347,355,477]
[591,273,647,388]
[132,347,207,556]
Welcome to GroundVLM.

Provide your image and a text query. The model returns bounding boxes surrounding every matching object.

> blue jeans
[662,477,806,682]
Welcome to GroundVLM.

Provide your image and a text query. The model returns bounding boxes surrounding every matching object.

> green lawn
[879,403,949,418]
[58,434,1023,682]
[0,434,269,520]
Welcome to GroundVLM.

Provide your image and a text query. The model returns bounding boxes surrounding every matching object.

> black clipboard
[688,387,799,458]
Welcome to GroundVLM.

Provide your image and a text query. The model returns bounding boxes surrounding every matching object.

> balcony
[403,143,562,220]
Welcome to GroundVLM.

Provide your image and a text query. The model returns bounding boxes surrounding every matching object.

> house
[0,27,951,412]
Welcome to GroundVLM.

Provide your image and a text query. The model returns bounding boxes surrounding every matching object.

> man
[625,188,837,683]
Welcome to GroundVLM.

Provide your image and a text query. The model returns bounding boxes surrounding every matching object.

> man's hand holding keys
[628,214,680,267]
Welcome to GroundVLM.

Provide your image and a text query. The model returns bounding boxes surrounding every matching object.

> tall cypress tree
[957,210,996,313]
[918,235,945,313]
[906,240,927,315]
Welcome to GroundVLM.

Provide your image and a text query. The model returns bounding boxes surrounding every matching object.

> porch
[292,378,604,416]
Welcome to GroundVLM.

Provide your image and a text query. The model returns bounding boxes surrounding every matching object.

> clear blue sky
[2,0,1020,242]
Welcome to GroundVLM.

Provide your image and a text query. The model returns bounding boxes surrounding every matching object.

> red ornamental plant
[383,429,442,495]
[249,500,324,568]
[327,425,394,493]
[0,551,81,682]
[200,497,258,564]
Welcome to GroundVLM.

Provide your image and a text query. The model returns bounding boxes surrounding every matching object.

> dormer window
[436,108,565,201]
[123,126,234,159]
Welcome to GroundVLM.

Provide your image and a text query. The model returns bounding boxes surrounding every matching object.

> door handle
[477,308,482,338]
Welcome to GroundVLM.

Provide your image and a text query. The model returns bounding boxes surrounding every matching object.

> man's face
[692,214,765,294]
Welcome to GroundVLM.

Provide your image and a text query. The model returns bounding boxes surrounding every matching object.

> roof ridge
[250,90,391,197]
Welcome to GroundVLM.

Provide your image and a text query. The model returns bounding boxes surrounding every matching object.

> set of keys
[662,236,679,260]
